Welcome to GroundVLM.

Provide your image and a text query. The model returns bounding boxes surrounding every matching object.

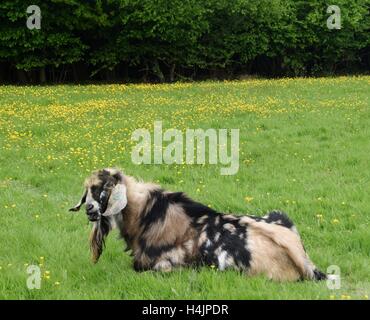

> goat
[69,168,326,281]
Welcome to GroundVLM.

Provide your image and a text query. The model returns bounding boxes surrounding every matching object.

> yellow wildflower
[244,196,254,203]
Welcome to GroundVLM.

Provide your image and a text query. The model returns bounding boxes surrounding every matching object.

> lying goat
[70,168,326,281]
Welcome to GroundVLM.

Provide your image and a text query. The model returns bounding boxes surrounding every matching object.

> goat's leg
[153,260,173,272]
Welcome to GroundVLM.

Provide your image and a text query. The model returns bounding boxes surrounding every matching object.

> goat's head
[69,168,127,221]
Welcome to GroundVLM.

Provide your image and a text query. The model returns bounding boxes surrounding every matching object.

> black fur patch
[139,238,174,260]
[133,260,149,272]
[98,216,111,248]
[140,190,169,232]
[246,215,263,222]
[90,185,102,202]
[313,269,327,281]
[112,172,124,184]
[265,211,294,229]
[97,169,111,184]
[167,192,218,222]
[140,190,218,233]
[198,216,251,269]
[146,244,174,260]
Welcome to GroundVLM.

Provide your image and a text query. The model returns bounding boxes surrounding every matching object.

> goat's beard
[89,216,110,263]
[88,211,101,222]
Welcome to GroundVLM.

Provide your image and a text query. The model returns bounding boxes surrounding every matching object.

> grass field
[0,76,369,300]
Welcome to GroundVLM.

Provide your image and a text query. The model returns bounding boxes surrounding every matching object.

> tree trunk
[152,59,165,83]
[57,67,63,83]
[0,63,5,83]
[142,62,149,82]
[122,63,129,82]
[105,69,116,82]
[39,67,46,84]
[16,69,28,84]
[169,63,176,82]
[72,64,78,82]
[51,67,56,83]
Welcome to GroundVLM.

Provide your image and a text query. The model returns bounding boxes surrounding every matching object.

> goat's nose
[86,204,94,212]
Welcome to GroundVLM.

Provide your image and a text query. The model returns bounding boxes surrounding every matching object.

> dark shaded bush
[0,0,368,83]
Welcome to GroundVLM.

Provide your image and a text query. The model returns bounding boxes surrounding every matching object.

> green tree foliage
[281,0,370,75]
[0,0,368,83]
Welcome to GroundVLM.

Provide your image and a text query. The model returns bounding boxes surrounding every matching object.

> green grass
[0,77,369,300]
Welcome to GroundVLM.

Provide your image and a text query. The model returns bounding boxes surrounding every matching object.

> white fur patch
[217,251,228,271]
[206,239,212,248]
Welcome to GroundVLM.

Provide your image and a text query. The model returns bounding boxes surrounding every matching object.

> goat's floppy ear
[69,190,87,212]
[102,183,127,217]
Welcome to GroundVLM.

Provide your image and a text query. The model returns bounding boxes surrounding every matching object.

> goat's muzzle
[86,205,101,222]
